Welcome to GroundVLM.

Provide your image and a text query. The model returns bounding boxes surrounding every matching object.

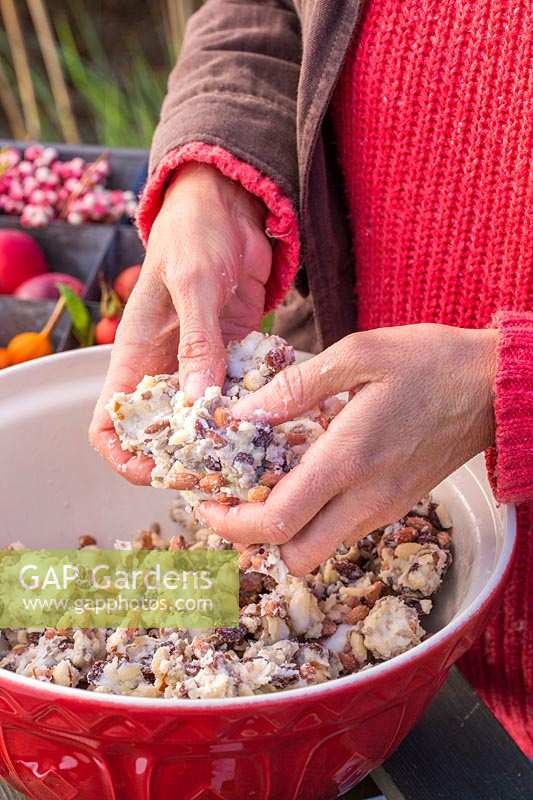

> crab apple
[8,181,24,202]
[22,176,39,196]
[24,145,44,161]
[0,229,48,293]
[20,205,53,228]
[44,190,58,208]
[29,189,47,206]
[18,161,33,177]
[66,210,84,225]
[35,147,58,167]
[0,148,20,169]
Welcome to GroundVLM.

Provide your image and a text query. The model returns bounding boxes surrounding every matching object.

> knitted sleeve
[136,142,300,312]
[485,311,533,504]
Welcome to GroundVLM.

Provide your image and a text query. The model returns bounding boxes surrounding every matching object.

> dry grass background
[0,0,203,146]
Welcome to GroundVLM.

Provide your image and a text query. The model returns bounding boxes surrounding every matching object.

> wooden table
[1,669,532,800]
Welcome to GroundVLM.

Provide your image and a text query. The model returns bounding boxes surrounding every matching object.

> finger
[164,262,227,402]
[196,386,381,543]
[89,269,179,484]
[232,333,376,424]
[279,477,422,576]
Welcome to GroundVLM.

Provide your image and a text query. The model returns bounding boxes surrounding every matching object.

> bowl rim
[0,348,518,710]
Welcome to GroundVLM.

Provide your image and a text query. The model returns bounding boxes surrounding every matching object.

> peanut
[217,494,240,506]
[437,531,452,549]
[243,369,266,391]
[397,526,418,543]
[205,430,227,448]
[286,431,307,446]
[394,542,423,559]
[363,581,384,606]
[247,485,271,503]
[78,534,97,548]
[199,473,225,493]
[213,406,232,428]
[321,619,337,636]
[144,420,170,435]
[343,604,369,624]
[259,470,283,487]
[349,631,368,664]
[169,535,187,551]
[167,472,200,490]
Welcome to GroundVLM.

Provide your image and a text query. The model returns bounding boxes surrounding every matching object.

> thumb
[167,266,227,401]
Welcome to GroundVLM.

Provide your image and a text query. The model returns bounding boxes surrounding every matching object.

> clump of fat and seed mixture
[106,331,336,504]
[0,496,453,698]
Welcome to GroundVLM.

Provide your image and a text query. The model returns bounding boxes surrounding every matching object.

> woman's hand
[198,324,497,574]
[89,163,272,484]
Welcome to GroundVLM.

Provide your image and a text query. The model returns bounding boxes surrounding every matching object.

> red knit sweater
[138,0,532,755]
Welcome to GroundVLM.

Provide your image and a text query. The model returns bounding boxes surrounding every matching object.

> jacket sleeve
[138,0,303,310]
[485,310,533,504]
[149,0,301,205]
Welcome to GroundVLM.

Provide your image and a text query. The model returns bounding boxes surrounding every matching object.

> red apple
[14,272,85,300]
[113,264,141,303]
[95,316,120,345]
[0,229,48,294]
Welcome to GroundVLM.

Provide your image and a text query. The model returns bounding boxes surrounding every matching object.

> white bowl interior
[0,347,510,637]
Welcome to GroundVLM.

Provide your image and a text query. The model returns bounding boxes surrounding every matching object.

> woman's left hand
[197,324,497,575]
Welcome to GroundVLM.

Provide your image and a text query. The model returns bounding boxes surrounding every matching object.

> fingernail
[183,371,209,401]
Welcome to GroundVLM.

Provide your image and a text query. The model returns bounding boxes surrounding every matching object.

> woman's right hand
[89,162,272,484]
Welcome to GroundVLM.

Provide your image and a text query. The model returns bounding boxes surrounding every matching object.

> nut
[134,530,154,550]
[437,531,452,549]
[322,559,339,584]
[343,604,369,624]
[78,534,97,549]
[213,406,232,428]
[434,503,453,529]
[349,631,368,664]
[397,526,418,543]
[259,470,283,488]
[339,652,357,671]
[199,473,225,493]
[321,619,337,636]
[167,472,200,490]
[144,420,170,435]
[169,535,187,551]
[247,485,271,503]
[217,494,240,506]
[394,542,423,559]
[243,369,266,392]
[205,430,227,448]
[285,430,307,446]
[363,581,385,606]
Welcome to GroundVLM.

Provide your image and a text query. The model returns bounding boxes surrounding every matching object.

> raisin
[334,559,363,582]
[204,455,222,471]
[195,418,210,437]
[212,626,247,648]
[265,347,288,375]
[252,424,273,448]
[234,452,254,466]
[86,661,105,684]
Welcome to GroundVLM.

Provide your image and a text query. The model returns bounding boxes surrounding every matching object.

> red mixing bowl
[0,349,516,800]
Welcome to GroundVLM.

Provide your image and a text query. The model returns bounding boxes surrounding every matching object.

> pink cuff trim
[136,142,300,312]
[485,310,533,504]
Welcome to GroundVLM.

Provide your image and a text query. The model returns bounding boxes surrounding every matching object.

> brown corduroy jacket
[149,0,365,348]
